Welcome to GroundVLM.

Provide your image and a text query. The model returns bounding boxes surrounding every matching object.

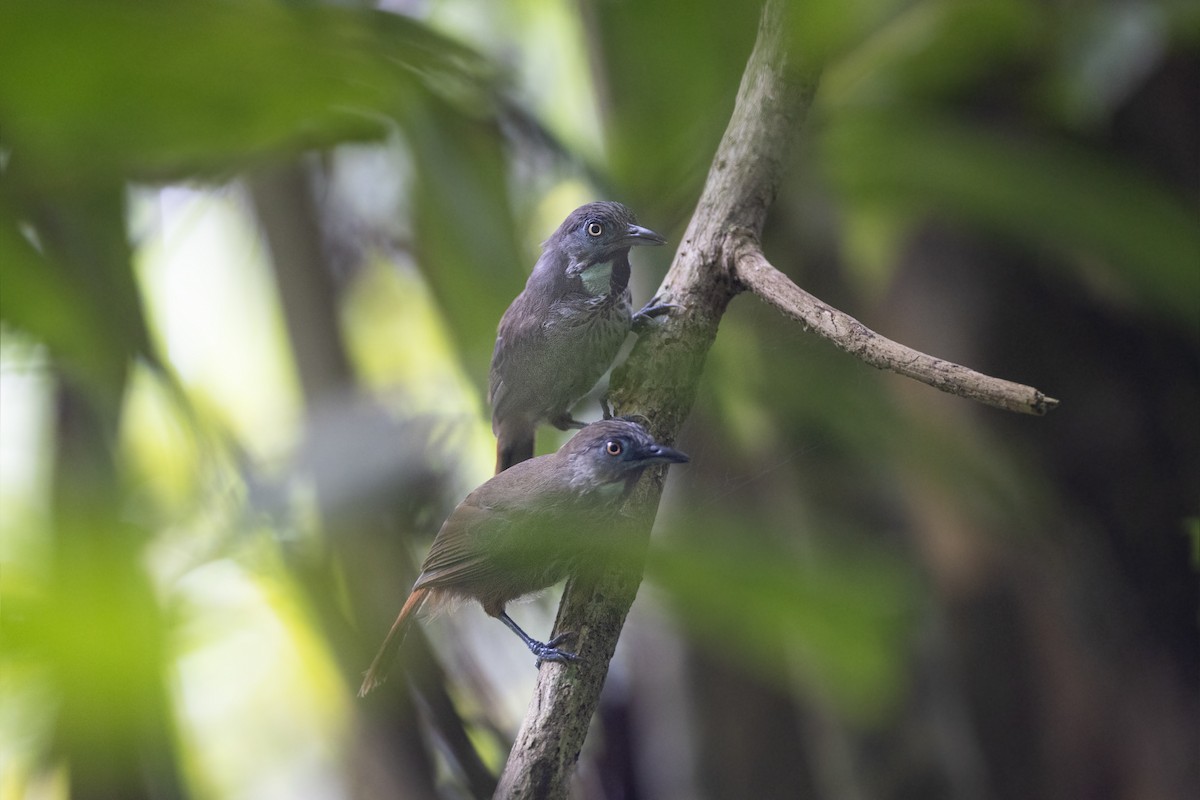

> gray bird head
[546,202,666,268]
[560,418,688,493]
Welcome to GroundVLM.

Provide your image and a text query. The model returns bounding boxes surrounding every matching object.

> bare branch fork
[496,0,1056,794]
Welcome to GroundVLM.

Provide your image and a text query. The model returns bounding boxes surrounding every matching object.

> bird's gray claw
[533,632,579,666]
[546,631,576,648]
[550,413,587,431]
[599,396,614,420]
[632,299,680,332]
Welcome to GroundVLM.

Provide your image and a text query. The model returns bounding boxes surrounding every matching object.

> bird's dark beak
[636,442,690,465]
[623,224,667,247]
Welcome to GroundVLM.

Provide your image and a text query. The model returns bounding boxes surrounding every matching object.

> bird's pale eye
[605,440,623,456]
[587,221,604,237]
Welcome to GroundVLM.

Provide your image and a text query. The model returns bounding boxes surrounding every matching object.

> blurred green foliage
[647,525,917,722]
[824,108,1200,324]
[0,2,488,185]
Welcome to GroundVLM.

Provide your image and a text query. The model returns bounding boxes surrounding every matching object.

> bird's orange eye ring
[587,222,603,237]
[605,440,623,456]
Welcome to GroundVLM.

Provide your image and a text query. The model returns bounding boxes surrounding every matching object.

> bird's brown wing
[488,294,545,424]
[413,502,513,590]
[413,464,581,593]
[489,297,551,472]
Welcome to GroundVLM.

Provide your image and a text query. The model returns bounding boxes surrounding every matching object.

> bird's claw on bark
[532,631,580,667]
[632,297,681,332]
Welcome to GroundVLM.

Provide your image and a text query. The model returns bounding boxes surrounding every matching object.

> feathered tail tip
[358,635,399,697]
[357,588,428,697]
[358,670,386,697]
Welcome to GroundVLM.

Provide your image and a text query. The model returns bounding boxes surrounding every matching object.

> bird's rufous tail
[358,587,429,697]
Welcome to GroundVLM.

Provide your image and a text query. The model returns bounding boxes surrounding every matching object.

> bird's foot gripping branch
[496,616,581,667]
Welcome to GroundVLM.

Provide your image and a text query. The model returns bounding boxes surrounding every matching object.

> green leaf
[0,185,146,401]
[647,530,916,721]
[823,0,1042,104]
[824,109,1200,328]
[597,0,761,208]
[409,95,524,378]
[0,1,489,185]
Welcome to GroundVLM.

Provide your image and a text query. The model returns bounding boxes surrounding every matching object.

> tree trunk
[495,2,811,795]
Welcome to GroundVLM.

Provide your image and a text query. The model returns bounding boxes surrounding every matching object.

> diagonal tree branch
[735,243,1059,415]
[495,2,806,796]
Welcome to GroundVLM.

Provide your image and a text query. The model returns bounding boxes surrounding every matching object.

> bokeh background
[1,1,1197,799]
